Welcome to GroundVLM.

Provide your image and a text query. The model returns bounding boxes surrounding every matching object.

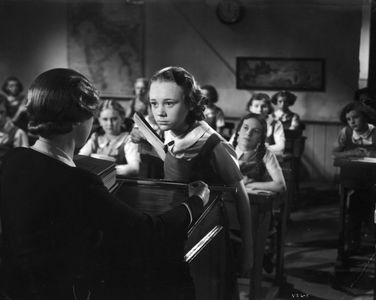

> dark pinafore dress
[238,152,271,183]
[159,133,222,300]
[164,134,222,184]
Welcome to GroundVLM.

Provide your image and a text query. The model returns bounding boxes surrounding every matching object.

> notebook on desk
[351,157,376,163]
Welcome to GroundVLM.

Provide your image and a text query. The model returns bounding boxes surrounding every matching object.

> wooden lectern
[115,177,238,300]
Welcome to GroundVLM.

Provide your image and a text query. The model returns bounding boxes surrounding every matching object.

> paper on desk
[246,188,275,196]
[351,157,376,163]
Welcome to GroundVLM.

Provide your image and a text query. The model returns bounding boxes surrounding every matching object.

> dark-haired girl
[245,92,285,155]
[0,94,28,162]
[271,90,301,130]
[1,76,29,132]
[201,84,225,134]
[147,66,253,275]
[332,101,376,253]
[232,113,286,193]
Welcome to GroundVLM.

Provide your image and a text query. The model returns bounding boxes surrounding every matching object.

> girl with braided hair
[232,113,286,193]
[145,66,253,278]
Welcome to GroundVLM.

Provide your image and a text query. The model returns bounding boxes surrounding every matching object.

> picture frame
[236,57,325,91]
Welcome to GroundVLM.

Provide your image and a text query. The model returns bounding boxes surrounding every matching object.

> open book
[133,112,166,160]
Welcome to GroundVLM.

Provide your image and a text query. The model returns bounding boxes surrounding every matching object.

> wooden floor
[238,184,375,300]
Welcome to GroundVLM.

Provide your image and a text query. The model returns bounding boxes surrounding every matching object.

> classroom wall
[145,0,362,122]
[0,0,364,183]
[0,1,68,88]
[0,0,362,122]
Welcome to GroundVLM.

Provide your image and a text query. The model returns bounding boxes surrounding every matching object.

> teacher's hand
[188,180,210,206]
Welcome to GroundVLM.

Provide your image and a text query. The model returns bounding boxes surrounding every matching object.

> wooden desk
[334,158,376,262]
[333,158,376,300]
[115,177,238,300]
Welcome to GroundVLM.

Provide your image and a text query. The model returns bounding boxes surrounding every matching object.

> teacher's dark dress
[0,147,203,300]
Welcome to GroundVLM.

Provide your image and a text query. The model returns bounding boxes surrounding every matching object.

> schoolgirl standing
[147,66,253,274]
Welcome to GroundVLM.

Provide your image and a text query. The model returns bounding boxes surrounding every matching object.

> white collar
[164,121,213,153]
[31,137,76,167]
[98,132,129,148]
[273,110,283,118]
[353,124,374,141]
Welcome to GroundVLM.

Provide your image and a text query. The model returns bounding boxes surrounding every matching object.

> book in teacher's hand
[74,154,117,191]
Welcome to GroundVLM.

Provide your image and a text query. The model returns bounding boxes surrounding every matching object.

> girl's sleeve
[124,137,141,164]
[216,109,225,129]
[14,129,29,148]
[333,127,347,154]
[264,150,286,190]
[211,142,243,185]
[290,114,301,130]
[211,142,253,272]
[337,127,348,148]
[79,134,95,156]
[116,137,141,176]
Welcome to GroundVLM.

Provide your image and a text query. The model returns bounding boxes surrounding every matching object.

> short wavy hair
[271,90,297,106]
[201,84,219,104]
[26,68,100,138]
[149,66,206,125]
[99,99,126,120]
[246,92,272,113]
[339,101,373,125]
[2,76,24,95]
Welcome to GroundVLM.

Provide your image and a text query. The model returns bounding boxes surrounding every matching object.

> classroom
[0,0,375,299]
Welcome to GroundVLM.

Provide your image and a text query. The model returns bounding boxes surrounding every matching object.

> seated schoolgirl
[232,112,286,273]
[79,99,140,176]
[333,102,376,159]
[0,93,28,163]
[271,90,301,131]
[0,68,209,300]
[1,76,29,133]
[332,102,376,253]
[245,92,285,155]
[200,84,225,135]
[146,66,253,274]
[232,113,286,194]
[125,77,149,118]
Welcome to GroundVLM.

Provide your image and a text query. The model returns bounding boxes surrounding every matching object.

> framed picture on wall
[236,57,325,91]
[67,1,144,97]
